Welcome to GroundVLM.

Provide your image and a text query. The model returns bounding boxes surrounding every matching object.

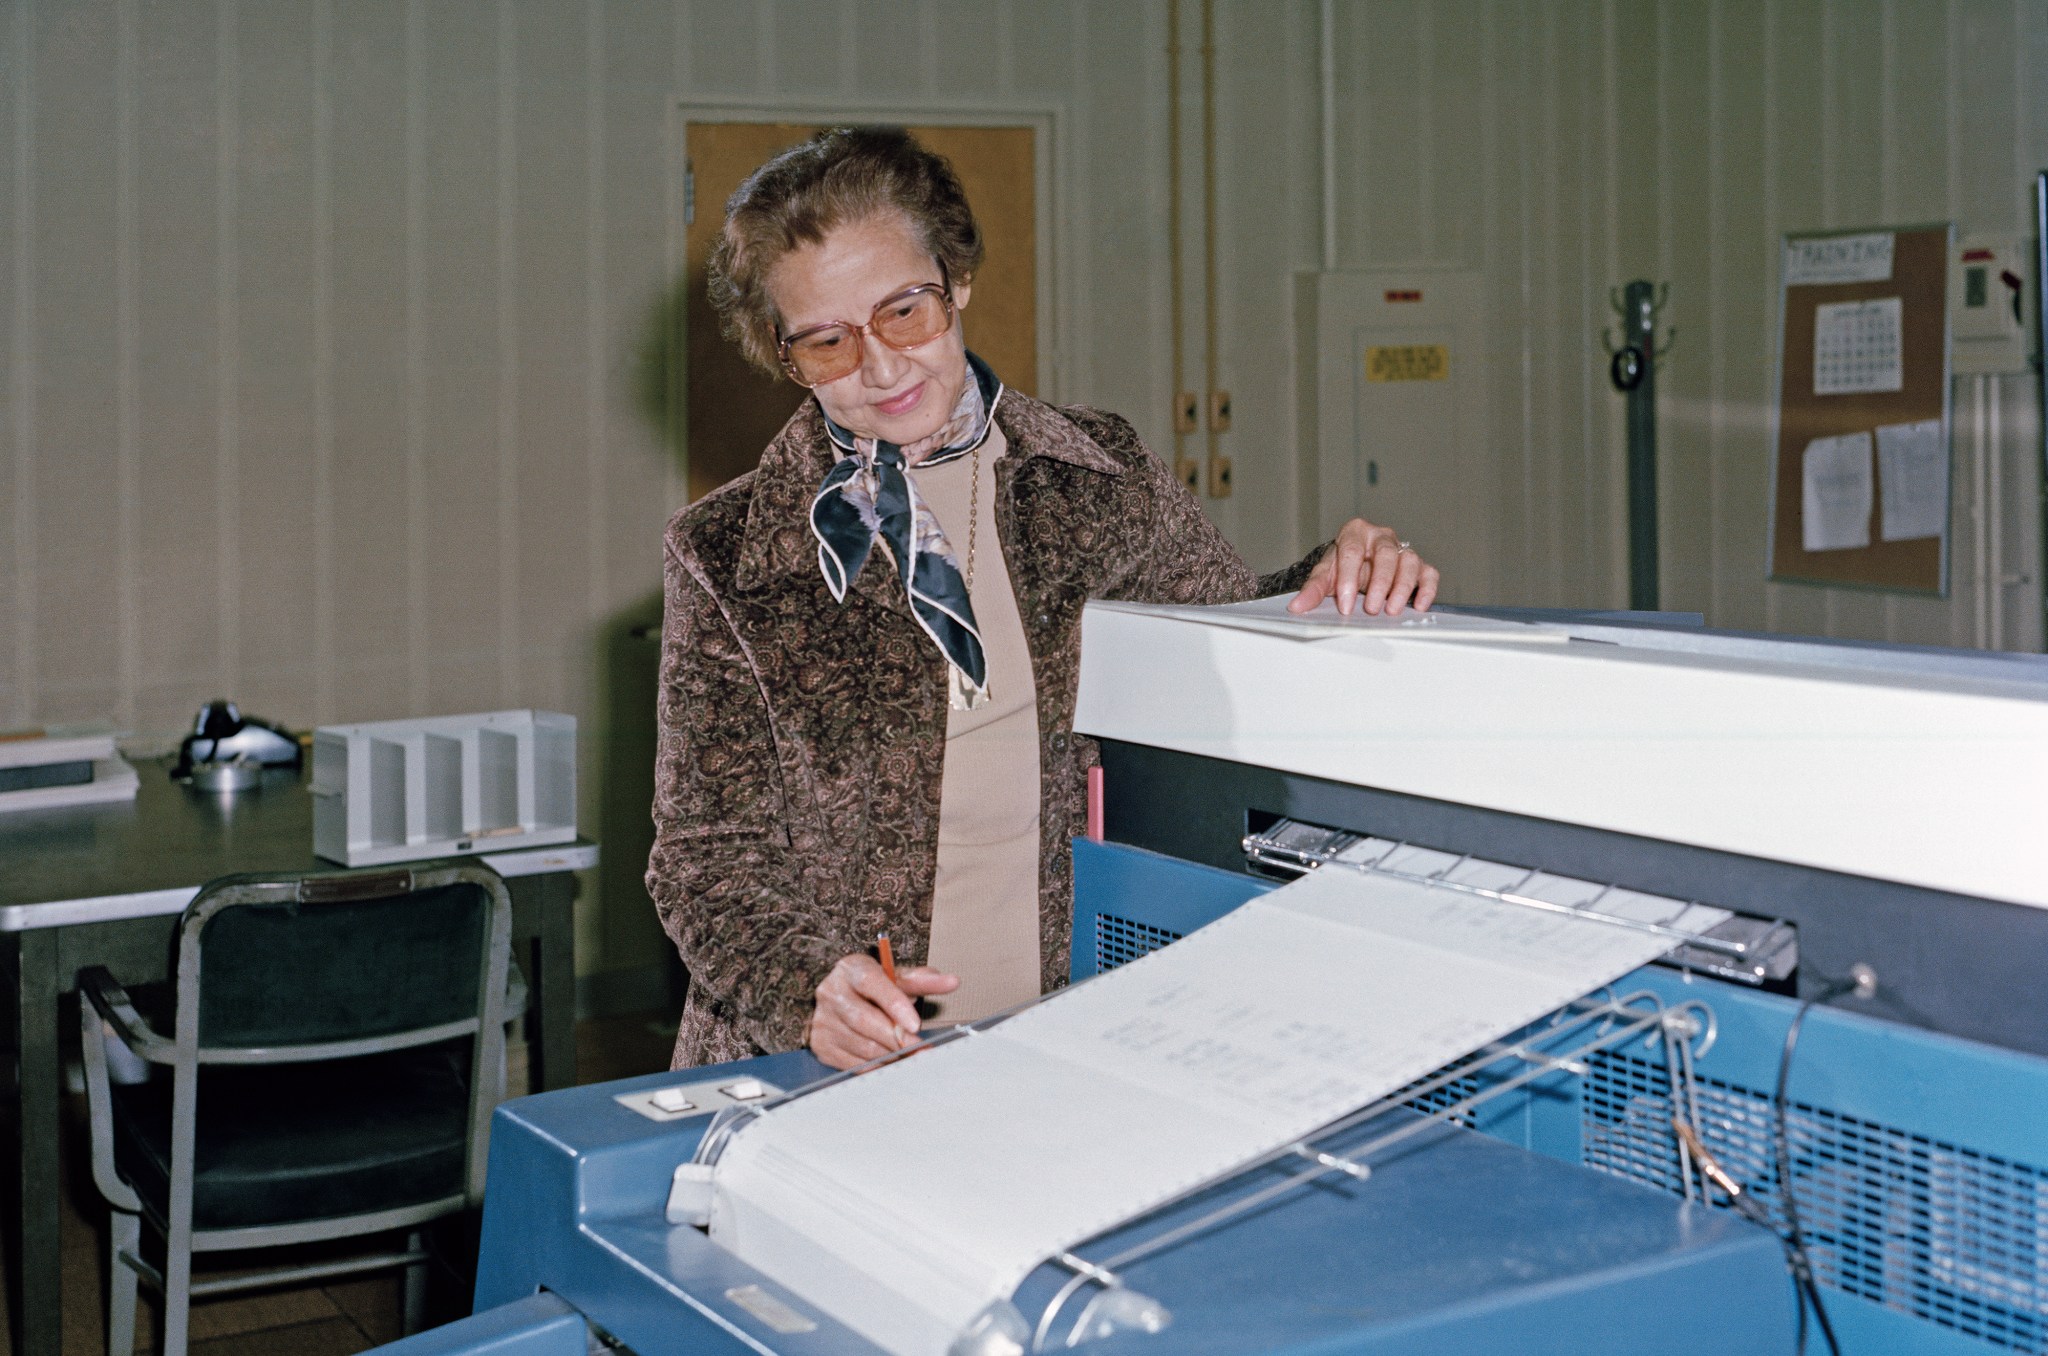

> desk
[0,757,597,1356]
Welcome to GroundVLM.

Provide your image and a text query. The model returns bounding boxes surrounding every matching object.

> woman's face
[766,213,973,448]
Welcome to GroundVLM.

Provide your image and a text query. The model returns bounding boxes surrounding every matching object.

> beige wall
[6,0,2047,991]
[1611,0,2045,647]
[1211,0,2046,645]
[0,0,1190,994]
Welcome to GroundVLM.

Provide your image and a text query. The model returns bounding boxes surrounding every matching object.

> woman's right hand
[808,953,960,1070]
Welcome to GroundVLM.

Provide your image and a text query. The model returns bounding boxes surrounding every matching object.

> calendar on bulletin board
[1768,224,1952,594]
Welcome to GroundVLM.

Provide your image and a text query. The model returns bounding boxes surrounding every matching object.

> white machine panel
[1074,600,2048,910]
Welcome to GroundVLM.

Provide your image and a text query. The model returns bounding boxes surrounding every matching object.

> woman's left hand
[1287,519,1439,617]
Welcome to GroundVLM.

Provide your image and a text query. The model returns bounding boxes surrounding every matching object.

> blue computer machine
[381,602,2048,1356]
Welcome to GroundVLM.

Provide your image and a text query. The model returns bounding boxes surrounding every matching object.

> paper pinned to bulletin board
[1769,225,1953,594]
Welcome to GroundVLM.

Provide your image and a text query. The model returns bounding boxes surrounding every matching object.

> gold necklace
[964,440,980,588]
[948,443,989,712]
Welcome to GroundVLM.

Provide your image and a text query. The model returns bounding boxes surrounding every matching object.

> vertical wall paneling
[328,0,407,725]
[39,5,120,723]
[1511,0,1535,599]
[426,4,501,714]
[2000,377,2042,651]
[1570,4,1602,609]
[237,2,319,721]
[133,1,216,730]
[511,0,585,725]
[1483,0,1517,594]
[1611,0,1657,606]
[3,1,21,724]
[1714,1,1768,632]
[1598,0,1623,607]
[1882,0,1958,649]
[115,0,138,728]
[1659,0,1708,617]
[594,0,687,977]
[1204,1,1236,553]
[584,0,607,645]
[1,0,28,725]
[1762,0,1825,639]
[1705,1,1727,625]
[1758,0,1780,632]
[214,0,240,706]
[311,0,335,722]
[1747,1,1787,626]
[1830,4,1889,642]
[762,0,834,96]
[851,0,924,102]
[496,1,520,708]
[1053,0,1090,410]
[1540,2,1567,607]
[664,0,686,518]
[402,0,426,710]
[678,0,758,99]
[601,0,680,631]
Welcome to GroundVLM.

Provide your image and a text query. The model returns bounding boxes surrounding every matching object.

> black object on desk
[169,699,303,778]
[0,756,595,1356]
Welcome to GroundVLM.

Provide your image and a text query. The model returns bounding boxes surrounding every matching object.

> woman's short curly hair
[708,127,985,375]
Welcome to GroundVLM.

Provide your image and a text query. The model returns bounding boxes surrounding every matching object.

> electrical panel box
[1950,234,2035,375]
[1295,271,1492,601]
[311,709,577,867]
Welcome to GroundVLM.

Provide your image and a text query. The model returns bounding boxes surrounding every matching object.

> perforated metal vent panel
[1584,1050,2048,1352]
[1396,1073,1480,1129]
[1093,914,1184,971]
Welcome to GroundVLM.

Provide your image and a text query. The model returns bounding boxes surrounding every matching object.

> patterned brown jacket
[648,389,1320,1069]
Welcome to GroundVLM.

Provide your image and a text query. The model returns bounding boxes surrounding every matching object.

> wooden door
[682,122,1037,502]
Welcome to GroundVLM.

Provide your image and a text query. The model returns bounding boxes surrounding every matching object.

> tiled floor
[3,1009,679,1356]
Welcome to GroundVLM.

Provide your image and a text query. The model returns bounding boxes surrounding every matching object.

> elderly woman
[648,128,1438,1071]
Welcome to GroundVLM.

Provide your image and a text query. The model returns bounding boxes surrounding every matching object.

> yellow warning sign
[1364,344,1449,382]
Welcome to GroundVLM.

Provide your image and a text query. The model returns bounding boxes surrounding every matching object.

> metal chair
[77,862,513,1356]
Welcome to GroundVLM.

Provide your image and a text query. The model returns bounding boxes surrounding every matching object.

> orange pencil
[875,932,911,1049]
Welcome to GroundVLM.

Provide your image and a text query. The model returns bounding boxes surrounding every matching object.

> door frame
[669,101,1062,405]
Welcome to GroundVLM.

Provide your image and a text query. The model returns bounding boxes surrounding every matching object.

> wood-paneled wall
[5,0,2046,984]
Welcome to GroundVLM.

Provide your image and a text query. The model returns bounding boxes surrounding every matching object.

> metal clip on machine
[379,603,2048,1356]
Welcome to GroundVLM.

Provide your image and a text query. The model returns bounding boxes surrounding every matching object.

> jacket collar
[732,383,1125,593]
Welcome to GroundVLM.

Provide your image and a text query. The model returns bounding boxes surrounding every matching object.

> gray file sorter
[310,710,576,866]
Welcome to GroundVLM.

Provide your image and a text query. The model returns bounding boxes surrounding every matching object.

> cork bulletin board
[1769,225,1953,594]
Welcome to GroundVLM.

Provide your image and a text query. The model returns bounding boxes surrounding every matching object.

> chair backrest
[177,863,510,1058]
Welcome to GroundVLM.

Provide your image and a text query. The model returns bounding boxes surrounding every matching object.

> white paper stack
[1100,594,1568,644]
[707,863,1693,1356]
[0,729,139,813]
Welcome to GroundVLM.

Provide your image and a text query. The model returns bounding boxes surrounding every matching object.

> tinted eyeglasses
[776,275,957,387]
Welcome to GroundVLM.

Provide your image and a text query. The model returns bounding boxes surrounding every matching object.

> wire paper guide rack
[1013,988,1722,1354]
[680,926,1730,1354]
[1242,817,1800,987]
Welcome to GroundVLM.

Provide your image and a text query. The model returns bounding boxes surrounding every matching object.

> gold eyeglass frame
[775,269,957,388]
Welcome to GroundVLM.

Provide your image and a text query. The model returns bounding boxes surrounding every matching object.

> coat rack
[1605,282,1675,611]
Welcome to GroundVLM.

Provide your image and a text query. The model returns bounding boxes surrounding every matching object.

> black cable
[1772,977,1857,1356]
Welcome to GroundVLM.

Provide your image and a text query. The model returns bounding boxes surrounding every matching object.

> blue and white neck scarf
[809,352,1005,701]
